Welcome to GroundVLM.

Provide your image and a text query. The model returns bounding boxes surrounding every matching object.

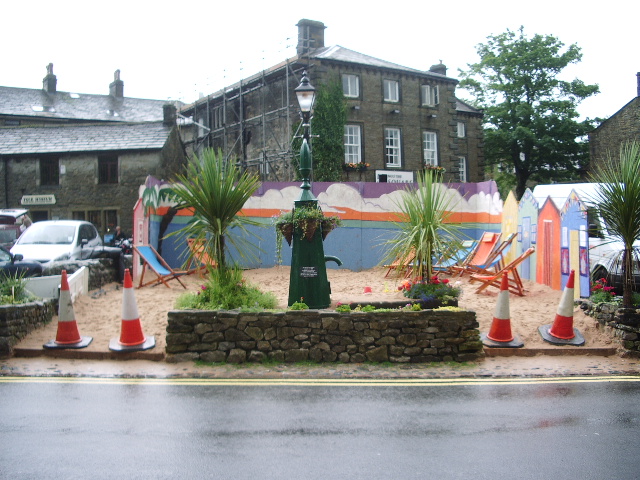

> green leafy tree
[291,77,346,181]
[589,141,640,308]
[169,148,262,270]
[459,27,599,199]
[381,171,466,280]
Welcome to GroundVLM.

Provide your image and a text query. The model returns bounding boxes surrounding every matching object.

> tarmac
[1,346,639,380]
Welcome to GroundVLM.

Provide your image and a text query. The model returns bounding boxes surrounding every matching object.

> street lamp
[294,71,316,201]
[287,71,337,309]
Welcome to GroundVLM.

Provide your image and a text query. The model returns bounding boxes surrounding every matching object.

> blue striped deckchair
[133,245,188,289]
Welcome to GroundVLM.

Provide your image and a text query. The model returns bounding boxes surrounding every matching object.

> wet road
[1,377,639,479]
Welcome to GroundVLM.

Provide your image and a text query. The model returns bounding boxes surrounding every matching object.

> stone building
[179,19,485,184]
[0,65,186,236]
[588,73,640,169]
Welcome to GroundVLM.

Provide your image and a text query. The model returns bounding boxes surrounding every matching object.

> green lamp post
[287,71,336,308]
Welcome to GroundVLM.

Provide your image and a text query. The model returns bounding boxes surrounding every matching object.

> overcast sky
[3,0,636,121]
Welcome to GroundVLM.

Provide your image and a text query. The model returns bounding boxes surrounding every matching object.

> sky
[2,0,636,121]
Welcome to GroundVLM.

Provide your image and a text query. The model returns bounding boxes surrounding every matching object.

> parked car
[0,208,31,249]
[0,245,43,278]
[10,220,103,264]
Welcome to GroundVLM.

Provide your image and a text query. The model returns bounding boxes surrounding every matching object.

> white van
[532,183,640,292]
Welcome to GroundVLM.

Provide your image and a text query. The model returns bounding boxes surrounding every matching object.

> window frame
[457,121,466,138]
[384,127,402,168]
[383,79,400,103]
[342,74,360,98]
[344,124,362,164]
[421,84,439,107]
[98,154,119,184]
[39,157,60,186]
[422,131,438,166]
[458,156,468,182]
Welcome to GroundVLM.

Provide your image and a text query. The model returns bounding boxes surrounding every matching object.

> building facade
[588,73,640,169]
[0,65,186,236]
[180,19,484,184]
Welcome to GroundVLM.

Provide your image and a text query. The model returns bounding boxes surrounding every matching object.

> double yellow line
[1,375,638,387]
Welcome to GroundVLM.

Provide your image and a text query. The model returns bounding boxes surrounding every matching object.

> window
[73,209,118,236]
[40,157,59,186]
[423,131,438,166]
[385,128,402,167]
[342,74,360,98]
[383,79,399,103]
[344,125,362,164]
[98,155,119,184]
[458,157,467,182]
[421,84,439,106]
[457,122,466,138]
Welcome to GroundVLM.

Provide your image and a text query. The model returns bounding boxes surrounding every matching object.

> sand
[34,265,616,354]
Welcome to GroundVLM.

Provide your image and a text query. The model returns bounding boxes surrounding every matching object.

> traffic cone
[109,269,155,352]
[43,270,92,349]
[538,270,585,346]
[480,273,524,348]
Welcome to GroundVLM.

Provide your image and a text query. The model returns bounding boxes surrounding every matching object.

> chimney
[163,104,177,126]
[109,69,124,98]
[429,61,447,76]
[637,72,640,97]
[296,19,325,56]
[42,63,57,93]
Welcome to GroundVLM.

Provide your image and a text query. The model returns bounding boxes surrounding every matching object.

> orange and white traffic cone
[538,269,585,346]
[481,273,524,348]
[44,270,92,349]
[109,269,155,352]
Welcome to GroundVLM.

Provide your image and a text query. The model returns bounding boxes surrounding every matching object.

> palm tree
[381,170,466,280]
[589,141,640,307]
[169,148,262,270]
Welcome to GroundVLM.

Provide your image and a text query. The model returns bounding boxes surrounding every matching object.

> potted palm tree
[589,141,640,310]
[380,168,466,299]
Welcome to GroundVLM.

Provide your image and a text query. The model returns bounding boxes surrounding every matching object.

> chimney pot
[163,104,177,126]
[43,63,57,93]
[110,69,124,98]
[429,61,447,76]
[296,19,325,56]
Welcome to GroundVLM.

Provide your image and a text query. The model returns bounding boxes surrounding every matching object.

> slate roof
[0,86,173,123]
[311,45,453,80]
[0,122,172,155]
[456,98,483,115]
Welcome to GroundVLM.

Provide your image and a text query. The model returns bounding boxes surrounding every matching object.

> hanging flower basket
[321,218,339,240]
[276,222,294,246]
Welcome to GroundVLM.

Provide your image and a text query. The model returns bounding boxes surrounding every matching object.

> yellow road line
[0,375,638,387]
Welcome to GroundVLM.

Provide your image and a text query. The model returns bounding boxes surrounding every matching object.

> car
[0,208,31,249]
[10,220,104,264]
[0,245,43,278]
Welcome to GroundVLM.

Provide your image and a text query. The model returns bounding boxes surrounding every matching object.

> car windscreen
[17,225,76,245]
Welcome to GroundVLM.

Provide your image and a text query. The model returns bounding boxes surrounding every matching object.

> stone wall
[580,300,640,356]
[0,300,56,357]
[166,309,484,364]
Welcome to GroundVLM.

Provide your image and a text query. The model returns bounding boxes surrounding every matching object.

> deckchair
[133,245,188,289]
[384,249,416,278]
[433,240,478,276]
[187,238,218,277]
[451,232,501,277]
[463,232,517,276]
[469,247,536,296]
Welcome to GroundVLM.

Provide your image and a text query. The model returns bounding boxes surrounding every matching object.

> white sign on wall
[375,170,414,183]
[21,194,56,205]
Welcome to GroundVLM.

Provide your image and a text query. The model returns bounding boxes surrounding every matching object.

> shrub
[176,266,277,310]
[0,273,36,305]
[589,278,617,305]
[398,276,461,307]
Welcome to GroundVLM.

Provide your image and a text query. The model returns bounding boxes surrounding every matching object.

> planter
[321,219,339,240]
[276,223,294,246]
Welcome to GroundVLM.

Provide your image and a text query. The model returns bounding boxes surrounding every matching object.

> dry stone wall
[0,300,55,357]
[166,309,484,364]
